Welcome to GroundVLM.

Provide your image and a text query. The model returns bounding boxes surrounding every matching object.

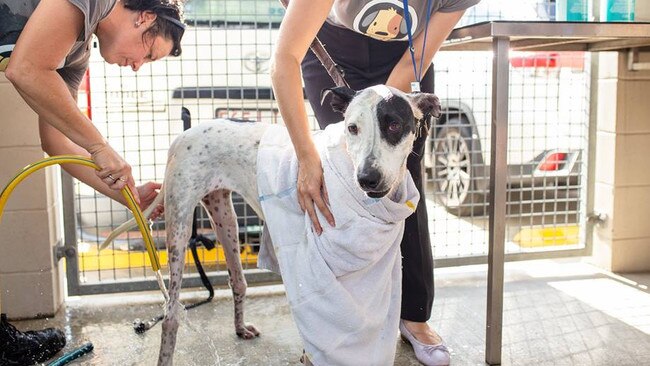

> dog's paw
[236,323,261,339]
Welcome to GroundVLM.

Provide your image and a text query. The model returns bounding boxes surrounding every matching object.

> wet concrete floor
[12,258,650,365]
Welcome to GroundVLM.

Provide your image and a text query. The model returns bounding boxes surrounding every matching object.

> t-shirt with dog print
[0,0,116,91]
[327,0,481,41]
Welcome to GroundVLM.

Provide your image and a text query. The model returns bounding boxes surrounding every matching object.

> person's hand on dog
[298,153,335,235]
[90,143,141,205]
[137,182,164,220]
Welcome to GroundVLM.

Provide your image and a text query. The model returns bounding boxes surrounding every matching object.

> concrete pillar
[592,50,650,272]
[0,73,65,319]
[637,2,650,22]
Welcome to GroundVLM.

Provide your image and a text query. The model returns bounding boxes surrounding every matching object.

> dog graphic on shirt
[355,1,418,41]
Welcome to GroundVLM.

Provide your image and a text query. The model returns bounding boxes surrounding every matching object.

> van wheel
[432,120,486,216]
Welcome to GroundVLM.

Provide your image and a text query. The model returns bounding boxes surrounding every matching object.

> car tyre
[431,118,487,216]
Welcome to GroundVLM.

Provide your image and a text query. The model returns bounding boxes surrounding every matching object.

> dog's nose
[358,170,381,190]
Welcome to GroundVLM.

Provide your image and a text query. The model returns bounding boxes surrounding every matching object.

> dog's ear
[410,92,442,119]
[321,86,357,114]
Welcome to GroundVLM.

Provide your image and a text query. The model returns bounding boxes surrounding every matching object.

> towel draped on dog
[257,122,419,366]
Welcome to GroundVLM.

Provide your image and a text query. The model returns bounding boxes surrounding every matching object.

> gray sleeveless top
[327,0,481,41]
[0,0,116,90]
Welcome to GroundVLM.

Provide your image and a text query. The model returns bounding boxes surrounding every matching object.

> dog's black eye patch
[376,96,414,146]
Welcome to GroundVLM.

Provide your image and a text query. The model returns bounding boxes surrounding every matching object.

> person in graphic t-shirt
[271,1,481,365]
[0,0,184,364]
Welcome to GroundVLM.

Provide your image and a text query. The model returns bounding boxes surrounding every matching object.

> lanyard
[401,0,433,92]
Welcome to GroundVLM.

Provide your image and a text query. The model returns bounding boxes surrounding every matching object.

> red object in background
[510,52,585,71]
[538,152,567,171]
[510,52,558,68]
[78,69,92,120]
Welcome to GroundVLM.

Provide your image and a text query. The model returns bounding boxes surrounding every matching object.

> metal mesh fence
[70,0,590,290]
[74,0,295,285]
[428,50,589,260]
[427,0,589,261]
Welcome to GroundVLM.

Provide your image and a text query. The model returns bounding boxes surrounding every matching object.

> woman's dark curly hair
[123,0,185,57]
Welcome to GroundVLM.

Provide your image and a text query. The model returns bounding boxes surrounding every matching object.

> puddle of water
[63,301,223,366]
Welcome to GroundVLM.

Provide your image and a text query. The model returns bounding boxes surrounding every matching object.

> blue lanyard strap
[401,0,434,86]
[401,0,418,82]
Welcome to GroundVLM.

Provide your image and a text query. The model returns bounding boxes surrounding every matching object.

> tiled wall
[0,73,64,319]
[593,51,650,272]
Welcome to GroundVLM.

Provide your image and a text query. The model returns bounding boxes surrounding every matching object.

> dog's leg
[202,190,260,339]
[158,204,194,366]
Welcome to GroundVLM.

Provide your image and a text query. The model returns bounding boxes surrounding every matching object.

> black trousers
[300,22,434,322]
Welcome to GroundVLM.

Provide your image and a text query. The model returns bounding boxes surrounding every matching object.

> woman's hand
[137,182,164,219]
[297,153,335,235]
[90,143,141,205]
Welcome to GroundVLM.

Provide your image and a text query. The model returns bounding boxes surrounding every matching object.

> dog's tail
[98,187,165,252]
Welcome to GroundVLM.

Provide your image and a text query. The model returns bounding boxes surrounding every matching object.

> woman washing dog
[271,0,479,365]
[0,0,184,363]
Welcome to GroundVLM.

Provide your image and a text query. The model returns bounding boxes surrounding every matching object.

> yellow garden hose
[0,155,168,300]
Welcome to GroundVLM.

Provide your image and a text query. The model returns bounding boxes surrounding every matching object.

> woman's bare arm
[6,0,106,154]
[39,117,125,204]
[271,0,336,234]
[5,0,138,200]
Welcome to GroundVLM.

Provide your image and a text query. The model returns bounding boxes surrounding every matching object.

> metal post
[62,170,81,295]
[585,52,600,258]
[486,36,510,365]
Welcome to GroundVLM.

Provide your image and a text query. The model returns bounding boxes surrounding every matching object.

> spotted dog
[104,85,440,366]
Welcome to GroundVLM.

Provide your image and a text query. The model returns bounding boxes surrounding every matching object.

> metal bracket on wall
[587,212,608,226]
[628,48,650,71]
[54,240,77,261]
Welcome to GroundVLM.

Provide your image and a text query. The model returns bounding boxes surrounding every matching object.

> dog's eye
[388,122,401,133]
[348,124,359,135]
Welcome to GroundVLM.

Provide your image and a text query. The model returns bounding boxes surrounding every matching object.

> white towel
[256,122,419,366]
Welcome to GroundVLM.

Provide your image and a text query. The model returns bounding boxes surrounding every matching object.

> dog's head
[322,85,441,198]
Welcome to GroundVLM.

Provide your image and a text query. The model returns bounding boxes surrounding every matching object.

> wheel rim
[434,130,471,208]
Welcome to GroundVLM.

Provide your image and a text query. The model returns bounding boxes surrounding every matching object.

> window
[184,0,285,27]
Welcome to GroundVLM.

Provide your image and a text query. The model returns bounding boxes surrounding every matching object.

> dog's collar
[415,114,432,138]
[415,118,422,138]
